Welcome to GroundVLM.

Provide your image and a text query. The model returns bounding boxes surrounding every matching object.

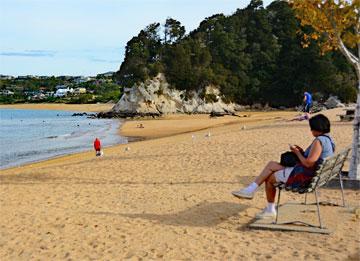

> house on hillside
[0,75,14,80]
[28,93,46,101]
[55,84,67,89]
[54,85,73,97]
[74,87,87,95]
[0,90,14,95]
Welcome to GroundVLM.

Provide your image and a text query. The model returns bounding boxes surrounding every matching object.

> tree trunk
[336,37,360,179]
[349,80,360,179]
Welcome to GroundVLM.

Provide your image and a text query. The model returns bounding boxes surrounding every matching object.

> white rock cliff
[111,74,235,115]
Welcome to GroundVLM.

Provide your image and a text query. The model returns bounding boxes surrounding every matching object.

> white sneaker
[231,188,255,199]
[255,208,277,219]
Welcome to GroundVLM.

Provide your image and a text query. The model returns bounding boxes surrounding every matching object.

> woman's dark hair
[309,114,331,133]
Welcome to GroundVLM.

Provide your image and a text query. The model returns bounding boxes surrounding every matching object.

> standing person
[231,114,335,219]
[303,91,312,113]
[94,137,102,156]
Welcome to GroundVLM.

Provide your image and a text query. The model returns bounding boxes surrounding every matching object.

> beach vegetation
[204,93,219,103]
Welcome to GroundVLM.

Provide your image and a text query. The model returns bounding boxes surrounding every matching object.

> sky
[0,0,273,76]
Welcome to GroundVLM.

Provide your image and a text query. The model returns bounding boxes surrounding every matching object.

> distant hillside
[115,0,357,107]
[0,72,120,104]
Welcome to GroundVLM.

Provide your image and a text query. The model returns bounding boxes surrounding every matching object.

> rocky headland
[98,74,237,118]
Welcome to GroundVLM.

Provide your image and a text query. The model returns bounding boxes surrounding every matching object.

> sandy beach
[0,107,359,260]
[0,103,114,113]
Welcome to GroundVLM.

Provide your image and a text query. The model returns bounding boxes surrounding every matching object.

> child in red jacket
[94,138,103,156]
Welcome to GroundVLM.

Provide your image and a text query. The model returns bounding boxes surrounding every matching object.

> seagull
[191,134,196,140]
[125,147,130,151]
[205,132,211,138]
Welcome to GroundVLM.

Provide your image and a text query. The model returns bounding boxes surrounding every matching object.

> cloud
[0,50,56,57]
[90,57,121,63]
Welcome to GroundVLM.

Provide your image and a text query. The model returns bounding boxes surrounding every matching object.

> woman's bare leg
[254,161,284,186]
[232,161,284,200]
[265,174,277,203]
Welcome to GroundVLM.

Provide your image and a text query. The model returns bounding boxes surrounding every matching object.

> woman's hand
[294,145,304,151]
[290,145,303,155]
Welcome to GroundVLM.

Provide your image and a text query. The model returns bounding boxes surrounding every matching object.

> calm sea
[0,109,127,169]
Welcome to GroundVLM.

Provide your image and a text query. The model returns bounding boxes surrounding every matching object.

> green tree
[116,22,162,88]
[164,18,186,44]
[242,0,280,103]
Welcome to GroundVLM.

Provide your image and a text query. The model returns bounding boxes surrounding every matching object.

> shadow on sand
[85,201,248,227]
[0,171,255,187]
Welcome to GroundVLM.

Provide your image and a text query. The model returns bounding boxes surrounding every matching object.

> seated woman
[289,112,310,121]
[231,114,335,219]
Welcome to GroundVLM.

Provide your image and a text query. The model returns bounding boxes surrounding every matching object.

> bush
[204,93,218,103]
[336,85,357,103]
[67,94,95,104]
[0,94,26,104]
[94,90,121,103]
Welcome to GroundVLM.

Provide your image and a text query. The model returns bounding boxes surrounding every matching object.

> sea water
[0,108,127,169]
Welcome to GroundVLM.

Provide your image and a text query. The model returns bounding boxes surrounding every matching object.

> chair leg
[314,189,323,229]
[338,172,346,207]
[304,193,307,205]
[275,188,281,224]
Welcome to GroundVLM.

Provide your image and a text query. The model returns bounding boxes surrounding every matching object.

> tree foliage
[164,18,186,44]
[116,22,163,87]
[115,0,357,106]
[289,0,360,52]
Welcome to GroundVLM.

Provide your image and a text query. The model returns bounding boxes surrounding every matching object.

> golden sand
[120,111,296,139]
[0,108,359,260]
[0,103,114,113]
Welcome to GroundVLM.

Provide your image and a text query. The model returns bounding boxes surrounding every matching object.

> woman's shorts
[274,167,294,183]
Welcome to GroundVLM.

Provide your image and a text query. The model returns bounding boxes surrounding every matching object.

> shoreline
[0,103,115,113]
[2,106,346,173]
[119,111,298,139]
[1,110,299,173]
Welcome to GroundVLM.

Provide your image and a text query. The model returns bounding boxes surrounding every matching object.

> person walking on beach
[231,114,335,219]
[303,91,312,113]
[94,137,103,156]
